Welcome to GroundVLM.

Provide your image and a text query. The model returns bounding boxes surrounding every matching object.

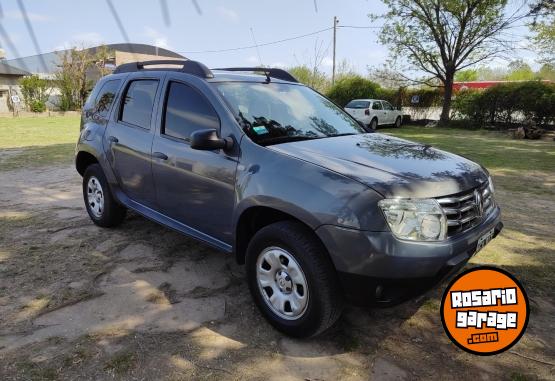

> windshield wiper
[327,133,357,137]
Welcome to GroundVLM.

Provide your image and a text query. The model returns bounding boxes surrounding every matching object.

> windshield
[345,100,370,109]
[214,82,365,145]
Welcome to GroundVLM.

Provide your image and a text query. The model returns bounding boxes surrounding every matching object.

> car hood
[269,133,488,198]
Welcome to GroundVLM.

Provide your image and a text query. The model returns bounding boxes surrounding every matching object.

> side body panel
[103,72,165,208]
[150,73,241,242]
[232,137,386,241]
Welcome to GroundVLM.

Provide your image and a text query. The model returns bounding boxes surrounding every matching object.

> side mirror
[190,128,233,150]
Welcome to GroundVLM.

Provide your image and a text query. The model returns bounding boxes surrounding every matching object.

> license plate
[475,228,495,254]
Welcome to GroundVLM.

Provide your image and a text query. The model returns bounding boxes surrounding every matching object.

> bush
[29,100,46,113]
[19,75,50,112]
[401,88,443,108]
[326,76,380,106]
[453,81,555,127]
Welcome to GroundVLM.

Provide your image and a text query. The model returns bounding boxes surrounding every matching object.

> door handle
[107,136,119,143]
[152,152,168,160]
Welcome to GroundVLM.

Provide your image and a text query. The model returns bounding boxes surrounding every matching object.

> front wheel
[394,116,402,128]
[246,221,344,337]
[83,164,126,227]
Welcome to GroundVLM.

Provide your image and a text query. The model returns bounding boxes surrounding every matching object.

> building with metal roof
[0,43,185,112]
[0,62,30,113]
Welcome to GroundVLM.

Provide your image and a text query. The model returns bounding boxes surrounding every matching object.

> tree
[19,75,50,112]
[326,76,381,106]
[288,65,329,92]
[506,59,536,81]
[538,63,555,80]
[54,45,113,111]
[291,39,332,92]
[529,0,555,64]
[371,0,527,123]
[455,69,478,82]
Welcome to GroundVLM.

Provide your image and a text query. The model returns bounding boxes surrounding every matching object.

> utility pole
[332,16,338,85]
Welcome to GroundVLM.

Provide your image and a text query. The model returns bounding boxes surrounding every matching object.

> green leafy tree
[506,60,536,81]
[326,76,380,106]
[538,63,555,80]
[19,75,50,112]
[371,0,527,123]
[455,69,479,82]
[529,0,554,64]
[54,45,113,111]
[288,65,329,92]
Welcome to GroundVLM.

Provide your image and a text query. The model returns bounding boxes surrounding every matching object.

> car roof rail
[212,67,298,83]
[113,60,214,79]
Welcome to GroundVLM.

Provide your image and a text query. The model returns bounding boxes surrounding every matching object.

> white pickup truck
[344,99,403,130]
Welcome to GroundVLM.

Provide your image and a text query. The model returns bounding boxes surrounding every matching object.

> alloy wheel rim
[86,176,104,218]
[256,246,309,320]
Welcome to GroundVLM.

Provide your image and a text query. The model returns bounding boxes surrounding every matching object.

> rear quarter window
[92,80,121,118]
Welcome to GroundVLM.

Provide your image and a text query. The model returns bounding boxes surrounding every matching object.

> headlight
[488,176,494,195]
[378,198,447,241]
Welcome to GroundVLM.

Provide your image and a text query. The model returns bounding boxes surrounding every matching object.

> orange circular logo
[440,266,529,356]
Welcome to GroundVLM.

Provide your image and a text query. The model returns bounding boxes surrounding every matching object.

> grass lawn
[385,125,555,196]
[0,115,80,171]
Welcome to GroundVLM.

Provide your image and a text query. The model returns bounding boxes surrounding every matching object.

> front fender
[233,141,387,232]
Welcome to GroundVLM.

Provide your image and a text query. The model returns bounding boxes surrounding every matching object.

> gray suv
[76,60,503,337]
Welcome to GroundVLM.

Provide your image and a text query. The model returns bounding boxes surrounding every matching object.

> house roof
[0,62,30,76]
[3,43,186,75]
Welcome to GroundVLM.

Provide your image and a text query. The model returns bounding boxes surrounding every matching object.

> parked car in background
[344,99,402,130]
[76,61,502,338]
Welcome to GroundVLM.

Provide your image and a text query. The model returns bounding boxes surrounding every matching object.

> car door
[371,101,385,124]
[104,74,162,208]
[151,76,238,243]
[382,101,395,124]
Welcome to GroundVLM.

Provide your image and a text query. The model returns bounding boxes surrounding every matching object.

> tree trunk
[440,71,455,124]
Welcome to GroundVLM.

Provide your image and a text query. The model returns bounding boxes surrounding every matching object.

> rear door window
[120,80,159,129]
[372,101,383,110]
[383,101,394,110]
[162,81,220,141]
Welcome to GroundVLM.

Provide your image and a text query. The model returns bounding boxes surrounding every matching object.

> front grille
[436,182,494,237]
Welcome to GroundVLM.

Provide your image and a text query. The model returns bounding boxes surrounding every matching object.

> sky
[0,0,538,75]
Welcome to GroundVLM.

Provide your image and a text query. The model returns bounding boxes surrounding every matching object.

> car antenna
[261,68,271,83]
[249,27,270,82]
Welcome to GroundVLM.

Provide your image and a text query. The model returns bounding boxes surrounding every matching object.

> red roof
[453,80,553,91]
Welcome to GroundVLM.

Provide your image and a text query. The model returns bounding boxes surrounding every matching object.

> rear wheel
[370,118,378,130]
[394,116,402,128]
[83,164,126,227]
[246,221,344,337]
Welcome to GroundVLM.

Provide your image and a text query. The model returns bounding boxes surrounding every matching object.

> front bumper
[316,206,503,306]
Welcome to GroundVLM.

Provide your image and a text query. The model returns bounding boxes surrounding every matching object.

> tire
[82,163,126,227]
[394,116,402,128]
[370,118,378,130]
[246,221,344,337]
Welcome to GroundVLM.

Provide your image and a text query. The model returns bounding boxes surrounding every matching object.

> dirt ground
[0,163,554,380]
